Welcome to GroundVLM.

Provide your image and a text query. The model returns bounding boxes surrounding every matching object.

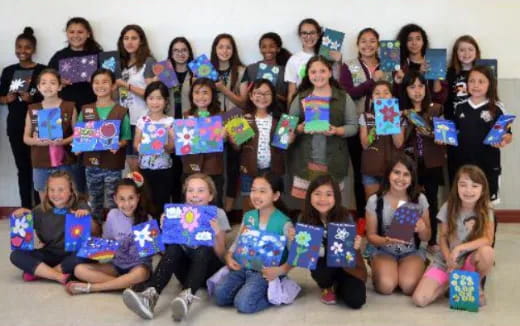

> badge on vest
[189,164,201,172]
[89,157,100,166]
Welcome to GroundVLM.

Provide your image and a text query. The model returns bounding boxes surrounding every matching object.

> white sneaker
[171,289,200,322]
[122,287,158,320]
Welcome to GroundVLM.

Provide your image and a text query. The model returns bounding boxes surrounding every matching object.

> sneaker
[171,289,200,322]
[122,287,158,320]
[320,288,337,305]
[22,272,39,282]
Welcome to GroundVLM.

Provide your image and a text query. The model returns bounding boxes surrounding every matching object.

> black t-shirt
[48,47,100,112]
[0,63,46,136]
[445,67,470,120]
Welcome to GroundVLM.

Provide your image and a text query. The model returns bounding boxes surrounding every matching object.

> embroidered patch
[89,157,100,165]
[190,164,201,172]
[480,110,492,122]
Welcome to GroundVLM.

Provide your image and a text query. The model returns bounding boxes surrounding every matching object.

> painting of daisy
[132,220,164,258]
[326,223,356,268]
[187,54,218,81]
[10,212,34,251]
[162,204,217,247]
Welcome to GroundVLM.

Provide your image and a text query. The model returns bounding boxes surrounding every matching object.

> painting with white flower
[272,114,299,150]
[433,117,458,146]
[98,51,121,79]
[449,270,480,312]
[10,212,34,251]
[59,55,98,83]
[162,204,217,247]
[379,40,401,72]
[72,120,121,152]
[288,223,323,270]
[255,63,280,85]
[132,220,164,258]
[233,228,286,271]
[139,123,168,155]
[174,116,224,155]
[326,223,356,268]
[319,27,345,60]
[9,69,32,93]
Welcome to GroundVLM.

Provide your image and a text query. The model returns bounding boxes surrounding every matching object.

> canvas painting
[139,123,168,155]
[59,55,98,83]
[425,49,447,80]
[476,59,498,79]
[433,117,458,146]
[449,270,480,312]
[37,108,63,140]
[380,40,401,72]
[98,51,121,79]
[64,214,92,252]
[374,98,401,135]
[233,227,286,271]
[72,120,121,152]
[272,114,299,149]
[162,204,217,247]
[483,114,515,145]
[153,60,179,88]
[174,117,224,155]
[326,223,356,268]
[303,96,330,132]
[132,219,164,258]
[9,70,32,93]
[256,63,280,85]
[10,212,34,251]
[188,54,218,81]
[287,223,324,270]
[387,203,422,242]
[404,110,432,135]
[224,116,254,146]
[77,237,120,262]
[319,28,345,60]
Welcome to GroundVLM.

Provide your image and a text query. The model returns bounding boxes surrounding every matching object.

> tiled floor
[2,220,519,326]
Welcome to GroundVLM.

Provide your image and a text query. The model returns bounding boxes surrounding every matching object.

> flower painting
[72,120,121,152]
[10,212,34,251]
[272,114,299,150]
[64,214,92,252]
[374,98,401,135]
[326,223,356,268]
[449,270,480,312]
[233,228,286,271]
[318,28,345,60]
[37,108,63,140]
[255,63,280,85]
[386,203,422,242]
[98,51,121,79]
[132,220,164,258]
[188,54,218,81]
[174,116,223,155]
[287,223,324,270]
[379,40,401,72]
[162,204,217,247]
[153,60,179,88]
[139,123,168,155]
[433,117,458,146]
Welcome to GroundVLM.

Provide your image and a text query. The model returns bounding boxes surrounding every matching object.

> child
[289,55,358,200]
[214,173,293,313]
[447,66,512,201]
[240,32,291,107]
[115,24,156,171]
[365,153,431,295]
[134,81,175,218]
[122,173,230,321]
[297,174,367,308]
[23,69,77,201]
[181,78,226,207]
[65,174,153,295]
[359,81,405,199]
[10,170,90,283]
[412,165,495,307]
[235,79,286,211]
[0,27,46,207]
[74,69,131,223]
[401,70,446,250]
[393,23,447,105]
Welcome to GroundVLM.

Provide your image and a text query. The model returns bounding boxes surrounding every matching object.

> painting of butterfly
[374,98,401,135]
[139,123,168,155]
[98,51,121,79]
[188,54,218,81]
[9,70,33,93]
[425,49,447,80]
[255,63,280,85]
[72,120,121,152]
[10,212,34,251]
[483,114,515,145]
[233,228,286,271]
[272,114,299,149]
[386,203,422,242]
[303,96,330,132]
[449,270,480,312]
[319,28,345,60]
[132,220,164,258]
[327,223,356,268]
[288,223,323,270]
[37,108,63,140]
[433,117,458,146]
[153,60,179,88]
[162,204,217,247]
[77,237,120,262]
[64,214,92,252]
[59,55,98,84]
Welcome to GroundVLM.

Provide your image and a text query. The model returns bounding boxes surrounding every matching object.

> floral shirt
[136,114,174,170]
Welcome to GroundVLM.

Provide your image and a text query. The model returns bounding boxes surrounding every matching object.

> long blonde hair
[42,170,80,212]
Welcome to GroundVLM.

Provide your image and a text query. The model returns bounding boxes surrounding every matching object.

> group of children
[1,16,511,321]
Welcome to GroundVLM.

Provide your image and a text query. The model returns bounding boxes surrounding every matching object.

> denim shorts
[371,246,426,262]
[362,174,383,186]
[33,165,73,192]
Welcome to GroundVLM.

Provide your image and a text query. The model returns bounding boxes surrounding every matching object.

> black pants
[141,168,173,218]
[310,257,366,309]
[8,132,36,207]
[145,244,222,294]
[170,154,184,203]
[347,133,366,219]
[225,144,240,199]
[10,249,78,274]
[418,162,442,246]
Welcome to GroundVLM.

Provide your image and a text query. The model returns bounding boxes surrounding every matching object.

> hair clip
[126,171,144,188]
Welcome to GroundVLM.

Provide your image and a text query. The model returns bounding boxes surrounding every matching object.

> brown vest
[81,103,128,170]
[28,101,75,168]
[239,114,285,177]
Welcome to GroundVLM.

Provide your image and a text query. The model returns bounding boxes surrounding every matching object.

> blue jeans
[214,269,270,313]
[33,165,73,192]
[85,166,121,221]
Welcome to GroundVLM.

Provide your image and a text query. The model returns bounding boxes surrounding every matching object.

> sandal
[66,281,91,295]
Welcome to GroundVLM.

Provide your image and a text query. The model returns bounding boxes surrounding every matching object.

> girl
[289,56,358,200]
[48,17,103,194]
[23,69,77,201]
[393,23,447,105]
[165,37,195,118]
[339,27,385,219]
[359,81,405,199]
[181,78,226,207]
[298,174,367,308]
[413,165,495,307]
[366,154,431,295]
[235,79,286,211]
[0,27,46,207]
[122,173,230,321]
[401,70,446,250]
[116,24,156,171]
[10,171,90,284]
[134,81,175,218]
[240,32,291,108]
[75,69,131,223]
[214,173,293,314]
[447,66,512,201]
[65,174,153,295]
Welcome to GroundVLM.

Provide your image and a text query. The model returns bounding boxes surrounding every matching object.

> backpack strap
[376,195,384,237]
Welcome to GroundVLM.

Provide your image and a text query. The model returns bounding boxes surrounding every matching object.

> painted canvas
[288,223,324,270]
[476,59,498,79]
[272,114,299,149]
[98,51,121,79]
[483,114,515,145]
[9,70,32,93]
[59,55,98,83]
[224,116,254,146]
[319,28,345,60]
[425,49,447,80]
[433,117,458,146]
[303,96,330,132]
[233,228,286,271]
[256,63,280,85]
[132,220,164,258]
[449,270,480,312]
[174,117,224,155]
[188,54,218,81]
[139,123,168,155]
[10,212,34,251]
[404,110,432,135]
[374,98,401,135]
[326,223,356,268]
[387,203,422,242]
[37,108,63,140]
[162,204,217,247]
[153,60,179,88]
[77,237,120,262]
[72,120,121,152]
[64,214,92,252]
[380,40,401,72]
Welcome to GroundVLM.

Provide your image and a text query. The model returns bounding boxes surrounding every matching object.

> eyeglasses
[300,31,317,37]
[172,49,189,54]
[253,91,273,98]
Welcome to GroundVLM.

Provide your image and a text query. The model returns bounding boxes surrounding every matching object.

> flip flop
[65,281,91,295]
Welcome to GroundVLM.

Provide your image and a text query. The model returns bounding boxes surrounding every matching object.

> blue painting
[303,96,330,132]
[319,28,345,60]
[77,237,120,262]
[139,123,168,155]
[72,120,121,152]
[272,114,299,150]
[64,214,92,252]
[425,49,447,80]
[10,212,34,251]
[188,54,218,81]
[288,223,324,270]
[132,220,164,258]
[476,59,497,79]
[256,63,280,85]
[387,203,422,242]
[483,114,515,145]
[379,40,401,72]
[433,117,458,146]
[326,223,356,268]
[174,116,224,155]
[404,110,432,135]
[449,270,480,312]
[37,108,63,140]
[374,98,401,135]
[153,60,179,88]
[233,227,286,271]
[59,55,98,84]
[98,51,121,79]
[162,204,217,247]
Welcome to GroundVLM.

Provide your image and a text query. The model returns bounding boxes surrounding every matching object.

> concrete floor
[2,220,519,326]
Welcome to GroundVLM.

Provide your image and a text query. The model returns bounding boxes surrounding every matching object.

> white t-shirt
[136,114,174,170]
[255,115,273,169]
[120,57,156,125]
[284,51,314,86]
